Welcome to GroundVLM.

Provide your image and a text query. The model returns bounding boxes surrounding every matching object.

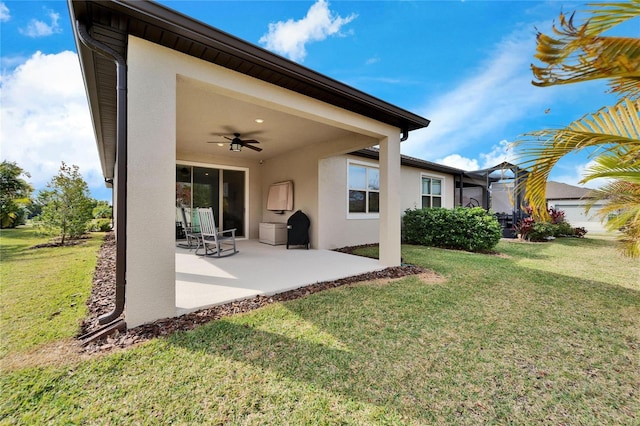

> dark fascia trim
[547,195,595,200]
[351,148,466,176]
[74,0,430,132]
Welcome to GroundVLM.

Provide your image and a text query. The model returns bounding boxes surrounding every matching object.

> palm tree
[513,1,640,256]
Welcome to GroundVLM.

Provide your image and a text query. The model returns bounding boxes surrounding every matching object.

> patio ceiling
[177,76,360,161]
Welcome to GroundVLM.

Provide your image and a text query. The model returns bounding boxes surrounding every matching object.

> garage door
[555,204,607,232]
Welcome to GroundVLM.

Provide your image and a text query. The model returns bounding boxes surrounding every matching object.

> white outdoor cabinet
[259,222,287,245]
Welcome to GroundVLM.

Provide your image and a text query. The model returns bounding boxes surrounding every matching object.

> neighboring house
[545,181,607,233]
[69,1,429,328]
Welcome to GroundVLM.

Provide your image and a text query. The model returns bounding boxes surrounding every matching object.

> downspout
[485,171,490,210]
[459,172,464,207]
[400,126,409,142]
[76,21,127,327]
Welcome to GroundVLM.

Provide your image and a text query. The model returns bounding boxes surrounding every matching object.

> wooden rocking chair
[195,207,238,257]
[177,207,200,249]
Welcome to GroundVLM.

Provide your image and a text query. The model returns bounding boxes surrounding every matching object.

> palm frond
[582,153,640,184]
[587,180,640,257]
[610,77,640,99]
[584,1,640,35]
[516,99,640,166]
[512,99,640,220]
[532,2,640,98]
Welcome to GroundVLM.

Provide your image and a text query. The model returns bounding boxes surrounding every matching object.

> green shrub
[553,222,574,237]
[527,222,556,241]
[515,207,587,241]
[89,218,112,232]
[403,207,502,252]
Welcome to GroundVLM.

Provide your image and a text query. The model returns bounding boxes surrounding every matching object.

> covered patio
[70,0,429,329]
[176,240,382,315]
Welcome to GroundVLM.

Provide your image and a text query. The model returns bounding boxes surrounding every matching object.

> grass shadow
[167,311,440,422]
[3,232,638,424]
[166,257,639,423]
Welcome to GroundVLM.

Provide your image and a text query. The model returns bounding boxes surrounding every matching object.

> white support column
[378,134,402,266]
[126,38,177,327]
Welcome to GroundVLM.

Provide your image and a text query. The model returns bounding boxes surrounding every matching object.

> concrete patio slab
[175,240,383,315]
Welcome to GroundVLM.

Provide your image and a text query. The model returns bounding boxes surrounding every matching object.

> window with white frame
[348,163,379,214]
[421,176,442,208]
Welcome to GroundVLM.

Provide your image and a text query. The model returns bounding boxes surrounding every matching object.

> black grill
[286,210,310,249]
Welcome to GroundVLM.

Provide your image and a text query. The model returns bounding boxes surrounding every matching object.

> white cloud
[259,0,357,62]
[0,2,10,22]
[435,140,515,171]
[436,154,479,171]
[0,51,103,195]
[19,9,61,38]
[365,56,380,65]
[402,24,556,161]
[479,139,516,169]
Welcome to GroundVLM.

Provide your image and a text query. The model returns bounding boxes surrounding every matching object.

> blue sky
[0,0,631,201]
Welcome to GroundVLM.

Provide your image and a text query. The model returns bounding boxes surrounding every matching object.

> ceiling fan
[208,132,262,152]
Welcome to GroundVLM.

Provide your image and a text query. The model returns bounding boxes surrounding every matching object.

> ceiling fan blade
[221,125,238,135]
[243,143,263,152]
[223,136,233,141]
[242,139,260,144]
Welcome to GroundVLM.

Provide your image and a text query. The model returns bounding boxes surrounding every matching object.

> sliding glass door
[176,164,246,237]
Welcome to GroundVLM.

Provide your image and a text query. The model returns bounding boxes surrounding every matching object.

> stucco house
[69,0,430,329]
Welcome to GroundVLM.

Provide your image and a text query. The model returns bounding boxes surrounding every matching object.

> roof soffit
[71,0,429,132]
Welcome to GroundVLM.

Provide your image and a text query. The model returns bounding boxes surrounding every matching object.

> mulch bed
[30,235,90,249]
[80,235,429,353]
[332,243,379,255]
[79,233,118,337]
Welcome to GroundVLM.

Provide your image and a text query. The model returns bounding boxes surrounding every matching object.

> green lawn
[1,230,638,425]
[0,227,103,358]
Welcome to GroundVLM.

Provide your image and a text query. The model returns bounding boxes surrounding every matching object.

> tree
[0,161,33,228]
[92,200,113,219]
[37,162,94,244]
[513,1,640,257]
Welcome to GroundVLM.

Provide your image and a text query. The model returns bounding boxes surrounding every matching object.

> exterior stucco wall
[378,136,402,266]
[261,135,383,249]
[318,156,378,249]
[318,155,457,250]
[126,37,178,327]
[260,149,319,246]
[400,166,455,210]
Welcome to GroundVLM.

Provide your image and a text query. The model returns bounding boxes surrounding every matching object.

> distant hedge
[403,207,502,252]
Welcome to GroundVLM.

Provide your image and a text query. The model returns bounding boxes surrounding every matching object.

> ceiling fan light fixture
[230,140,242,152]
